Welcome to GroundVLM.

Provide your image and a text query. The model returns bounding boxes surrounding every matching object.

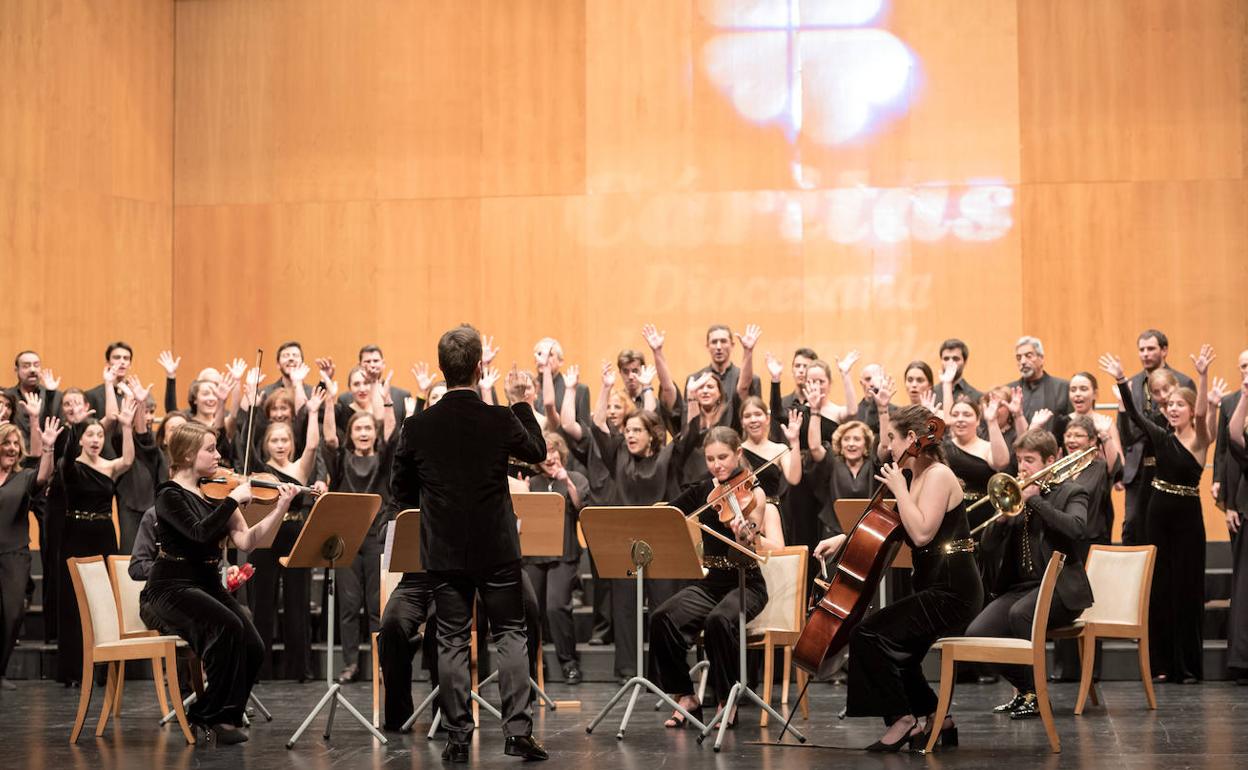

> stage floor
[0,678,1243,768]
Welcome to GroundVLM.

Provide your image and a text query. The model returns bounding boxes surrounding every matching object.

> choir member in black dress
[248,387,324,681]
[902,360,935,407]
[0,418,58,688]
[1008,336,1070,421]
[321,377,398,684]
[939,339,982,404]
[651,426,785,728]
[814,405,983,751]
[521,432,589,685]
[762,346,858,426]
[140,421,298,744]
[811,420,878,509]
[54,397,137,684]
[764,347,818,417]
[942,394,1011,530]
[1121,331,1196,546]
[967,429,1093,719]
[979,384,1028,449]
[738,395,802,505]
[1221,369,1248,681]
[1104,346,1215,682]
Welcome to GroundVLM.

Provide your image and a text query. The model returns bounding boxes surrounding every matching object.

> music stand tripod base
[697,564,806,752]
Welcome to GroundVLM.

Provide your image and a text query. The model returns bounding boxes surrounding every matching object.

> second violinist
[649,426,784,729]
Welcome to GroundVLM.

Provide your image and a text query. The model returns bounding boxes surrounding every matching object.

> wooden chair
[746,545,810,726]
[66,555,194,744]
[926,552,1066,754]
[371,561,404,728]
[1048,544,1157,715]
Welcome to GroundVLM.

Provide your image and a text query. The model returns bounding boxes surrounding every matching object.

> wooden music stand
[581,506,707,740]
[504,492,568,709]
[389,510,503,735]
[282,492,388,749]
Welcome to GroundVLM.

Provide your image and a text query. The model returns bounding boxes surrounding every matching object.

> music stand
[581,506,707,739]
[283,492,389,749]
[833,498,907,608]
[390,511,502,735]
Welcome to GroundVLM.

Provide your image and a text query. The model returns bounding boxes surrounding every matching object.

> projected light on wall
[701,0,912,145]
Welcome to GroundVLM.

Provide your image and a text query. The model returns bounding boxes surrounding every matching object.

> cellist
[813,405,983,751]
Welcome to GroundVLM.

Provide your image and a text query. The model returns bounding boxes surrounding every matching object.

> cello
[791,413,945,674]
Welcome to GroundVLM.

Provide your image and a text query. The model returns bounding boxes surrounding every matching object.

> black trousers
[965,585,1080,692]
[431,561,532,743]
[141,578,264,726]
[611,577,682,678]
[649,570,766,703]
[337,536,383,670]
[523,560,579,668]
[0,549,31,679]
[248,520,312,680]
[377,573,437,730]
[1122,468,1154,545]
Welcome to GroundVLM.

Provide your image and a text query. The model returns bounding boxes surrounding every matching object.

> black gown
[140,482,264,726]
[944,440,996,532]
[1119,384,1205,681]
[649,477,768,704]
[55,425,119,684]
[247,464,314,680]
[846,496,984,720]
[0,460,42,681]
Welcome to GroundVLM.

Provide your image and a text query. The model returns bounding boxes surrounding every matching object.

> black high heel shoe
[912,723,959,751]
[865,719,920,752]
[664,704,703,729]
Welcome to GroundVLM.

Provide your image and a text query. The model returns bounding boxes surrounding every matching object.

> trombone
[967,445,1098,536]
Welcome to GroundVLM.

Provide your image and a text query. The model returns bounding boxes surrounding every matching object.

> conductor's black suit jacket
[390,388,546,572]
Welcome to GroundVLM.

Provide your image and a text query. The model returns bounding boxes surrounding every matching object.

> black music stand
[581,506,707,739]
[283,492,388,749]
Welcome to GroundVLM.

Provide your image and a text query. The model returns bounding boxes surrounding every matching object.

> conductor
[391,324,549,763]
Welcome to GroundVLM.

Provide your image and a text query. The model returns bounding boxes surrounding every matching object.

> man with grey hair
[853,362,891,444]
[1007,336,1069,421]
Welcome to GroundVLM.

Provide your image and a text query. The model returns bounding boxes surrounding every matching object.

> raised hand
[782,408,802,444]
[382,370,395,399]
[157,351,181,378]
[1008,385,1024,415]
[216,371,238,404]
[563,364,580,389]
[411,362,436,393]
[1097,353,1125,381]
[226,357,247,381]
[804,380,826,411]
[1190,344,1216,376]
[403,396,417,416]
[290,362,310,384]
[504,366,527,403]
[873,375,895,408]
[1091,411,1113,436]
[39,415,65,447]
[126,376,153,405]
[919,389,940,413]
[687,371,713,396]
[21,391,42,419]
[641,323,665,351]
[939,361,957,384]
[765,351,783,381]
[481,335,500,366]
[480,366,501,391]
[983,392,1002,422]
[735,323,762,352]
[307,385,326,413]
[1209,376,1228,406]
[40,368,61,392]
[837,350,861,375]
[322,377,340,399]
[600,361,617,389]
[316,357,336,380]
[638,364,657,388]
[118,397,138,428]
[1029,408,1053,430]
[103,365,118,386]
[245,367,266,391]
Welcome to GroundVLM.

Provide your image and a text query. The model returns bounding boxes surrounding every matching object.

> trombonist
[965,429,1094,719]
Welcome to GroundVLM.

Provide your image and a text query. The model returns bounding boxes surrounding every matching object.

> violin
[198,467,320,504]
[792,414,946,674]
[687,447,790,548]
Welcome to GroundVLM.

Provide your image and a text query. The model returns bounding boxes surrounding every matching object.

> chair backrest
[379,555,402,609]
[746,546,809,634]
[1029,551,1066,645]
[107,555,149,636]
[1078,544,1156,626]
[67,555,121,648]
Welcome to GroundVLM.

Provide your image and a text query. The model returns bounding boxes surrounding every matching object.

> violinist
[650,426,784,729]
[965,429,1092,718]
[140,421,298,744]
[813,405,983,751]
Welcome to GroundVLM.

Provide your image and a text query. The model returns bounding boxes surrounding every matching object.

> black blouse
[152,481,238,563]
[0,459,42,553]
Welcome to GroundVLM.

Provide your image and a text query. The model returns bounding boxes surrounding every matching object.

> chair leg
[112,661,127,721]
[95,662,118,736]
[1033,668,1061,753]
[760,639,775,727]
[537,633,545,691]
[70,658,96,743]
[164,651,195,745]
[371,632,382,728]
[1137,635,1157,710]
[796,667,809,720]
[152,655,171,718]
[924,652,955,753]
[1074,634,1095,715]
[780,646,792,708]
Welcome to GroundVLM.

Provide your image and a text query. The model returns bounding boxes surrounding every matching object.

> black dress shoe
[337,663,360,685]
[1008,692,1040,720]
[442,740,470,763]
[992,692,1027,714]
[504,735,549,761]
[562,663,583,685]
[210,722,250,745]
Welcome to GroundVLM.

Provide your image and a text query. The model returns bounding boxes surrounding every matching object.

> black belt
[157,549,220,566]
[68,510,112,522]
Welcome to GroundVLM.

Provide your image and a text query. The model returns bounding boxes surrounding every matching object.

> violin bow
[241,348,263,475]
[682,444,791,523]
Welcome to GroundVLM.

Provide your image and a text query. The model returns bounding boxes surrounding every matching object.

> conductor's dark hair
[438,325,482,388]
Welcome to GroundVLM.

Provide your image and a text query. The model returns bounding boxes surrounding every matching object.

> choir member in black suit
[1221,366,1248,682]
[1008,336,1070,421]
[939,338,982,405]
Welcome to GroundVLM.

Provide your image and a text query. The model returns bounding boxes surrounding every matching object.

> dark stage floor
[1,678,1244,769]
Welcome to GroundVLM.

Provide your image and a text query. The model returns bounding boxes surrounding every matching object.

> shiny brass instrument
[967,445,1098,536]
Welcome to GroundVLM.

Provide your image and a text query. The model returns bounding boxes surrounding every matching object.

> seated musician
[650,426,784,728]
[966,428,1094,719]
